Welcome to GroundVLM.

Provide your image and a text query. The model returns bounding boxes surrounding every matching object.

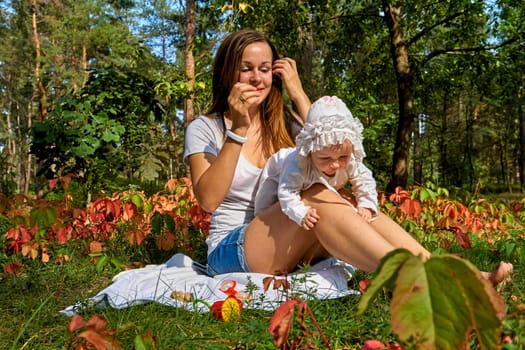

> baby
[255,96,378,230]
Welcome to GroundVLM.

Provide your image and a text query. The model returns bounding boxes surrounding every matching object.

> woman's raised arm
[273,57,311,121]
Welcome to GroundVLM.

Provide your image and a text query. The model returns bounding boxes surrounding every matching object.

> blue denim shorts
[206,224,252,276]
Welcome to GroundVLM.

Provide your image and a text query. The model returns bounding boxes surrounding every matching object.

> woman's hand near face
[272,57,311,120]
[227,82,258,135]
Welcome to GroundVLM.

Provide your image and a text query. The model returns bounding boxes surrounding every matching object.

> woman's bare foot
[481,262,513,287]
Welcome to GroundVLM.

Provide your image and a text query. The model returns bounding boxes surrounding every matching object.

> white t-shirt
[183,115,262,255]
[255,147,378,226]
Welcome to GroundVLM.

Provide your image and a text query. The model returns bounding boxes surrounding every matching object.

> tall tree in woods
[1,0,524,196]
[184,0,196,127]
[380,0,523,192]
[1,0,41,194]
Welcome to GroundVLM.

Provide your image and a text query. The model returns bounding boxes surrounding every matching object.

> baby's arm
[356,206,373,222]
[301,208,320,230]
[278,152,312,227]
[347,161,379,218]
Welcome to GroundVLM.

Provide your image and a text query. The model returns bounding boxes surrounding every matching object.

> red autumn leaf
[61,174,72,190]
[386,342,405,350]
[56,225,72,244]
[510,202,522,213]
[389,187,410,204]
[465,216,484,233]
[155,232,176,251]
[77,329,112,350]
[268,299,300,347]
[21,242,40,259]
[262,277,273,292]
[122,202,138,221]
[85,314,109,332]
[49,178,59,191]
[362,339,386,349]
[3,262,22,274]
[164,178,179,192]
[69,315,88,333]
[440,238,452,249]
[124,228,147,246]
[453,228,472,249]
[89,241,103,253]
[273,278,289,290]
[180,176,192,187]
[359,279,370,294]
[91,198,121,222]
[400,198,421,218]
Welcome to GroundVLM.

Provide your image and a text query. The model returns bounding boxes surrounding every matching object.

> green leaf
[363,251,506,349]
[101,129,121,142]
[96,255,108,273]
[419,188,437,202]
[137,156,163,181]
[151,212,162,235]
[164,213,175,232]
[73,143,96,157]
[357,249,413,315]
[29,207,58,229]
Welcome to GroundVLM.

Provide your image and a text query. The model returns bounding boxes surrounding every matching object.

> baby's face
[310,141,353,177]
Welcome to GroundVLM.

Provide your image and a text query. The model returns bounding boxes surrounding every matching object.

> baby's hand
[301,208,320,230]
[357,207,373,222]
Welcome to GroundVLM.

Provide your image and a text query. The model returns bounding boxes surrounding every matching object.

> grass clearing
[1,229,524,349]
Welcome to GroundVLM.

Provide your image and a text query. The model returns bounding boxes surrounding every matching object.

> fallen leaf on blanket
[263,276,290,292]
[170,290,193,302]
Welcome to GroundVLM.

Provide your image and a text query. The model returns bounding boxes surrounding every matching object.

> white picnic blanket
[60,253,359,316]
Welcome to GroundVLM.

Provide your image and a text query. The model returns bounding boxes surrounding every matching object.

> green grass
[1,231,524,350]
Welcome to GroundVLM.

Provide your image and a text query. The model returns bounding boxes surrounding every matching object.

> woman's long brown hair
[207,30,296,158]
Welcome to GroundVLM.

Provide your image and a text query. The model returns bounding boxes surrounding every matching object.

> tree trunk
[4,74,15,194]
[440,88,448,186]
[82,44,88,87]
[31,0,46,121]
[184,0,195,127]
[298,0,314,97]
[413,115,422,186]
[383,1,416,193]
[26,0,43,194]
[518,88,525,191]
[464,100,478,191]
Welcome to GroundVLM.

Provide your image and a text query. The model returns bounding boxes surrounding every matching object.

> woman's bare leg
[369,212,431,260]
[244,203,324,274]
[245,184,401,274]
[245,184,512,284]
[481,262,513,286]
[301,184,404,272]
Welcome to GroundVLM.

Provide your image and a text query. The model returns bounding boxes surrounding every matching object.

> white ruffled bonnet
[295,96,366,162]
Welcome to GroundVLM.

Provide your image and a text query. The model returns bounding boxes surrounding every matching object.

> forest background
[0,0,524,201]
[1,1,524,349]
